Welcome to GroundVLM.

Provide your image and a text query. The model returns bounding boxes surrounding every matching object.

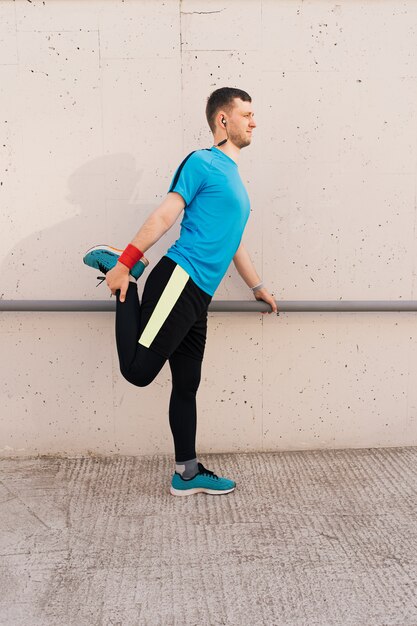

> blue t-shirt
[165,146,251,296]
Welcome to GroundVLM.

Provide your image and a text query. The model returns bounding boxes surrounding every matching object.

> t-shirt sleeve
[167,151,209,206]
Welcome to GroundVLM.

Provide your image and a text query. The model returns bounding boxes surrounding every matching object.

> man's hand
[106,262,130,302]
[254,287,278,315]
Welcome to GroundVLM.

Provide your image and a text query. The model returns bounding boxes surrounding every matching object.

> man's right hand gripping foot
[83,244,149,302]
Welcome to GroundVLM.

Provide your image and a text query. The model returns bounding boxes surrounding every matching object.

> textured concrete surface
[0,447,416,625]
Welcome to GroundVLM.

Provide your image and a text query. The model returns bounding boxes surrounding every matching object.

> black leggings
[115,281,204,463]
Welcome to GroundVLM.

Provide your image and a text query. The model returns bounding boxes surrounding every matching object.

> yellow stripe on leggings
[138,264,189,348]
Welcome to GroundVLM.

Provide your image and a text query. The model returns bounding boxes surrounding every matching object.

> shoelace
[95,260,109,287]
[199,465,219,480]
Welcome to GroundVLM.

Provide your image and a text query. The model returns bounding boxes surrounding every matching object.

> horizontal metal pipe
[1,300,417,312]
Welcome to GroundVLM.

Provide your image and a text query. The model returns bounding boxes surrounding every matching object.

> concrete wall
[2,0,417,457]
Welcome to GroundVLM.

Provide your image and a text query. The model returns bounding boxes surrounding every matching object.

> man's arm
[233,242,278,314]
[106,192,185,301]
[233,242,262,289]
[130,192,185,253]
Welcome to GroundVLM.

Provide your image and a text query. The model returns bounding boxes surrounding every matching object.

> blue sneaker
[83,245,149,280]
[170,462,236,496]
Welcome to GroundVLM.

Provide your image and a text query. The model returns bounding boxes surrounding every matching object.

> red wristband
[118,244,144,270]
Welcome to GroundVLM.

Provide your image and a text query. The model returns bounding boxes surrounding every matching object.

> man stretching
[83,87,278,496]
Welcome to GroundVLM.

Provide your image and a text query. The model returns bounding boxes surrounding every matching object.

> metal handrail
[1,300,417,312]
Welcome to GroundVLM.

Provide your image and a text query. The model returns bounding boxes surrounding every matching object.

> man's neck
[212,140,240,165]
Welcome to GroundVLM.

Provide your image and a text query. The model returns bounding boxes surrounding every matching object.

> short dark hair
[205,87,252,134]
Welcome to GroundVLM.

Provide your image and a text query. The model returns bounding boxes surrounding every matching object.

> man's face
[222,98,257,149]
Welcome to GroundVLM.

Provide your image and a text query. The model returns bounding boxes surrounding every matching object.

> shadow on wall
[2,154,173,301]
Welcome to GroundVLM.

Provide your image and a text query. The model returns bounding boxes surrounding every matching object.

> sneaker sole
[84,245,149,264]
[84,244,123,255]
[170,485,236,496]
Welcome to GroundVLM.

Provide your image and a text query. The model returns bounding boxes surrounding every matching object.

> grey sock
[175,457,199,479]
